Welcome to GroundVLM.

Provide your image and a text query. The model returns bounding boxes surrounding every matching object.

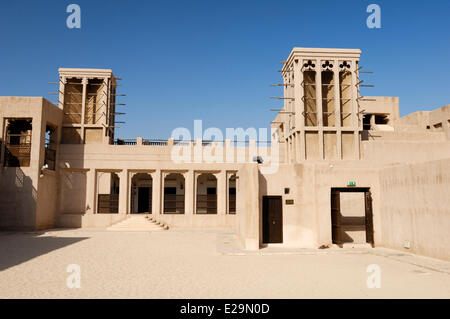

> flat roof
[58,68,114,77]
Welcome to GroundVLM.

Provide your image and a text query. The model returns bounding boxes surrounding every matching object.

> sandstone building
[1,48,449,260]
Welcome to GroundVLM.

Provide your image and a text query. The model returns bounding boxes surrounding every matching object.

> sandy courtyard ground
[0,228,449,299]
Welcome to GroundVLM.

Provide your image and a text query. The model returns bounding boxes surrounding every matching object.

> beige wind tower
[272,48,363,161]
[58,68,122,145]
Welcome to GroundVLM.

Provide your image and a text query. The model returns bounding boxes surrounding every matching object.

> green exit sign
[347,181,356,187]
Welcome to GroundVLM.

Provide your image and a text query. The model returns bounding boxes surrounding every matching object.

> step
[107,216,168,231]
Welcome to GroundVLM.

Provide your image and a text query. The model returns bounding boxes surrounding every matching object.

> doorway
[131,173,153,214]
[137,187,151,213]
[163,173,185,214]
[262,196,283,244]
[330,188,374,246]
[196,173,217,214]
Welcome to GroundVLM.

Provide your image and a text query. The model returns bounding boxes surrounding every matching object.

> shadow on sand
[0,232,88,271]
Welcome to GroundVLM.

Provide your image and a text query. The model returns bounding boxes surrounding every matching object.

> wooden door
[365,191,374,245]
[262,196,283,243]
[331,189,341,244]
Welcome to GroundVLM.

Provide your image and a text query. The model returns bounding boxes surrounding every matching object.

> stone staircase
[107,215,169,232]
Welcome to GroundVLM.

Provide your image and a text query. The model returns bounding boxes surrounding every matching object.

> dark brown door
[263,196,283,243]
[138,187,150,213]
[331,189,341,244]
[365,191,374,245]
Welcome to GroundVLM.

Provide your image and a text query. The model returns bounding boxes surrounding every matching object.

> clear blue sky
[1,0,449,139]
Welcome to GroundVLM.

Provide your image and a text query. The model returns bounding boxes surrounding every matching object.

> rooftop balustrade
[113,138,272,147]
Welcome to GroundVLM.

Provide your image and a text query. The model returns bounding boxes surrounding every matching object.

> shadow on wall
[0,167,37,230]
[0,232,88,271]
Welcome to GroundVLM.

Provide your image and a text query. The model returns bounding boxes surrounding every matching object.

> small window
[375,114,389,125]
[44,124,57,170]
[362,115,371,130]
[4,119,32,167]
[284,188,290,194]
[433,123,443,131]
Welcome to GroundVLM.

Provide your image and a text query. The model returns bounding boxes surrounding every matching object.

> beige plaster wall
[0,97,62,230]
[429,105,450,140]
[237,163,259,250]
[359,96,400,122]
[259,162,381,249]
[35,99,63,229]
[378,158,450,261]
[260,164,317,248]
[362,140,450,164]
[0,167,37,229]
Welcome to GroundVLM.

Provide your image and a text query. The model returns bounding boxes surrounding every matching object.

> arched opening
[163,173,185,214]
[131,173,152,214]
[196,173,217,214]
[228,174,236,214]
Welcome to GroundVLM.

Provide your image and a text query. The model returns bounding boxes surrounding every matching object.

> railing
[196,194,217,214]
[4,144,31,167]
[7,133,31,145]
[163,194,185,214]
[97,194,119,214]
[174,140,192,146]
[112,139,271,147]
[114,139,137,145]
[202,140,213,146]
[143,139,168,146]
[229,194,236,214]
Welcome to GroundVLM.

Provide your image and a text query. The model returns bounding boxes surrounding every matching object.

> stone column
[81,77,88,142]
[184,170,194,215]
[216,170,227,215]
[152,169,162,215]
[351,61,360,159]
[102,77,108,143]
[86,168,96,214]
[119,169,128,215]
[316,64,323,127]
[370,114,375,129]
[333,61,341,128]
[316,64,324,160]
[193,171,199,214]
[294,132,301,162]
[351,61,359,128]
[334,61,342,159]
[58,76,66,110]
[294,60,305,161]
